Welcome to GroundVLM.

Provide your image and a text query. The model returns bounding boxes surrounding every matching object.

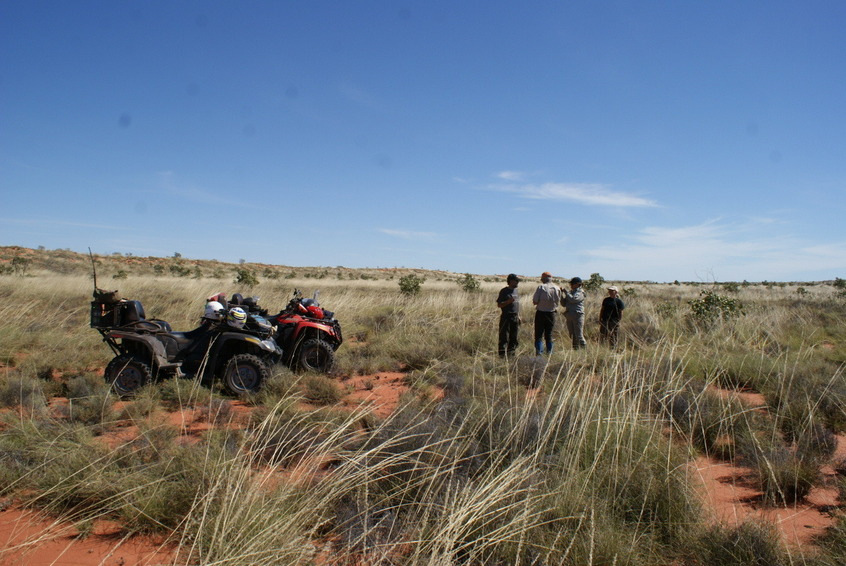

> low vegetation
[1,246,845,564]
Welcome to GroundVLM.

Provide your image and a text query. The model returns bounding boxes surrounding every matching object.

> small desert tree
[457,273,481,293]
[583,272,605,292]
[398,274,425,296]
[234,268,259,288]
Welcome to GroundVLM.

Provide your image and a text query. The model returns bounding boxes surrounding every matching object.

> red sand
[0,507,176,566]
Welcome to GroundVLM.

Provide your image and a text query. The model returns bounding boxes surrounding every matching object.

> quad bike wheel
[105,354,152,397]
[222,353,269,395]
[296,338,335,373]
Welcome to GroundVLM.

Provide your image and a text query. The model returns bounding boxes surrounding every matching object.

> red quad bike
[265,289,343,373]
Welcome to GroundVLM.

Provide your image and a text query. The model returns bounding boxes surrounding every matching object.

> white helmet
[204,301,225,320]
[227,307,247,329]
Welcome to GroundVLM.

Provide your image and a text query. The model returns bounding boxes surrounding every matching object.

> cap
[541,271,552,279]
[607,286,619,292]
[507,273,521,282]
[570,276,582,284]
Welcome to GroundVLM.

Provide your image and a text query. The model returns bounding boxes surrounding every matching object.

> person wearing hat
[496,273,521,357]
[561,276,587,349]
[599,286,625,348]
[532,272,561,355]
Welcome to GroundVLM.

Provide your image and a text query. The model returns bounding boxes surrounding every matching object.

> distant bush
[722,281,740,293]
[234,268,259,287]
[656,302,679,319]
[457,273,481,293]
[169,261,192,277]
[398,274,425,296]
[583,272,605,292]
[688,290,744,324]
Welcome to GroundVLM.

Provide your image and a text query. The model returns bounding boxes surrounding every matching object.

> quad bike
[90,289,283,397]
[253,289,343,373]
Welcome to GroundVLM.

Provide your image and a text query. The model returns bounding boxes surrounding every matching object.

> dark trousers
[600,318,621,347]
[498,313,520,357]
[534,311,555,354]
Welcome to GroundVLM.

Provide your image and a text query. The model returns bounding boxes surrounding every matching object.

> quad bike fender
[216,332,283,357]
[107,330,175,369]
[291,320,339,343]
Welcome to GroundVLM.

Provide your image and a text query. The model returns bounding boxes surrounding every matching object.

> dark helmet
[570,277,582,284]
[507,273,520,282]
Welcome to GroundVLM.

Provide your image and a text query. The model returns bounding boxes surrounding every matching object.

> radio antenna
[88,247,99,291]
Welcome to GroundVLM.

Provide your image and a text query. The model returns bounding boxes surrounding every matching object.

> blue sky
[2,1,845,282]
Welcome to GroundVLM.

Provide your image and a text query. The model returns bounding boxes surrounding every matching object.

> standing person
[599,286,625,348]
[532,272,561,355]
[496,273,521,357]
[561,276,587,349]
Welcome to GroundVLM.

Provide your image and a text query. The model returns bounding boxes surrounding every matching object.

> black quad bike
[90,289,283,397]
[230,290,343,373]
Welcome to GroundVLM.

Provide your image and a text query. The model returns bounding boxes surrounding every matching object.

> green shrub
[457,273,481,293]
[398,274,425,296]
[688,290,745,324]
[583,272,605,292]
[234,267,259,287]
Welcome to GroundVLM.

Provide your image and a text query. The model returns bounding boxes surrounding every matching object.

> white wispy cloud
[581,219,846,281]
[378,228,440,242]
[496,170,527,182]
[490,181,658,208]
[156,171,261,209]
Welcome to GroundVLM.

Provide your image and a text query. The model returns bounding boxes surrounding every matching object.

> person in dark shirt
[496,273,521,357]
[599,286,625,348]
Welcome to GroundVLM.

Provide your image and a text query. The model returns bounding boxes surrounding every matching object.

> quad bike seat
[121,300,172,332]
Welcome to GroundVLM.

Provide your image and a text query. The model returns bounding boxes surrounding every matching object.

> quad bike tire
[222,353,269,395]
[105,354,152,397]
[295,338,336,373]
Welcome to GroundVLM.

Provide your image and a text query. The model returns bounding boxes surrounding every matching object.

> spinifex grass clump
[0,374,47,417]
[61,372,115,427]
[694,520,790,566]
[301,374,343,405]
[311,361,702,564]
[662,384,757,460]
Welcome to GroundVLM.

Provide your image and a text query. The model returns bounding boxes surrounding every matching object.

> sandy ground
[0,507,175,566]
[2,376,843,563]
[691,388,844,548]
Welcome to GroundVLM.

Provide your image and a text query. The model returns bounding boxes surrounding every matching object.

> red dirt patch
[0,506,175,566]
[692,433,846,548]
[339,372,410,418]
